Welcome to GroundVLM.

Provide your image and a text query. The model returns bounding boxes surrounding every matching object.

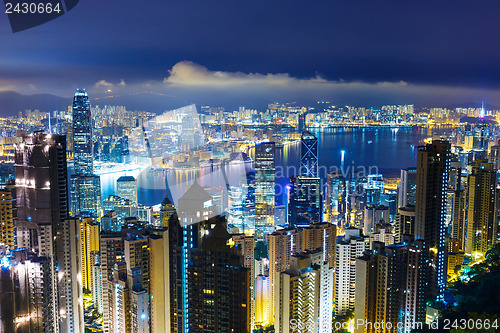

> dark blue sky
[2,0,500,109]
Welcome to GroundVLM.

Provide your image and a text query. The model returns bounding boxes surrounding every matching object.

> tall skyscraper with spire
[73,89,93,175]
[70,89,101,217]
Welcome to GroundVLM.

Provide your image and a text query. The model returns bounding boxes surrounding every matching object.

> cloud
[163,61,328,87]
[94,79,114,87]
[119,79,126,86]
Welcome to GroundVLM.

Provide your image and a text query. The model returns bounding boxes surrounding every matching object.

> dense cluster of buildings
[0,90,499,332]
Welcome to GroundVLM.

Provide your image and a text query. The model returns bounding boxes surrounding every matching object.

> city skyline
[2,3,500,332]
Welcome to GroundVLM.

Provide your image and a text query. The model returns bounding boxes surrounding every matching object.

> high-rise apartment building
[275,251,334,333]
[466,160,496,255]
[335,228,369,316]
[188,222,250,333]
[0,188,14,248]
[415,139,450,301]
[80,217,100,291]
[354,239,426,333]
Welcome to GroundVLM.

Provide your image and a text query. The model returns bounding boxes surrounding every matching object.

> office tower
[354,239,426,333]
[137,205,153,225]
[399,167,417,208]
[102,195,137,225]
[80,217,100,291]
[472,123,489,151]
[72,89,93,175]
[415,139,451,300]
[15,133,69,254]
[300,130,318,177]
[335,228,369,316]
[70,174,101,217]
[232,234,256,329]
[325,174,346,226]
[298,112,306,132]
[117,176,138,204]
[181,115,195,151]
[363,204,389,236]
[160,195,175,227]
[0,188,14,248]
[466,160,496,255]
[102,210,119,232]
[149,228,171,333]
[288,175,322,226]
[188,222,250,333]
[275,251,334,333]
[490,142,500,170]
[243,170,256,232]
[395,206,416,243]
[255,142,276,241]
[228,181,246,233]
[70,89,102,218]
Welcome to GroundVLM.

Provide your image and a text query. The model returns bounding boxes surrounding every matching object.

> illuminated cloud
[163,61,328,87]
[94,80,114,88]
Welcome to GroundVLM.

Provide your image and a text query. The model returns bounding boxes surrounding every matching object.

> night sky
[2,0,500,110]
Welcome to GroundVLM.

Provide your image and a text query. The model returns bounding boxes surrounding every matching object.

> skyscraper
[70,89,102,218]
[466,160,496,255]
[399,167,417,208]
[255,142,276,241]
[415,139,451,301]
[300,130,318,177]
[14,132,85,332]
[335,228,369,316]
[80,217,100,291]
[15,132,69,254]
[0,188,14,248]
[288,175,322,226]
[188,222,250,333]
[117,176,138,204]
[275,251,333,333]
[72,89,93,175]
[354,239,426,333]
